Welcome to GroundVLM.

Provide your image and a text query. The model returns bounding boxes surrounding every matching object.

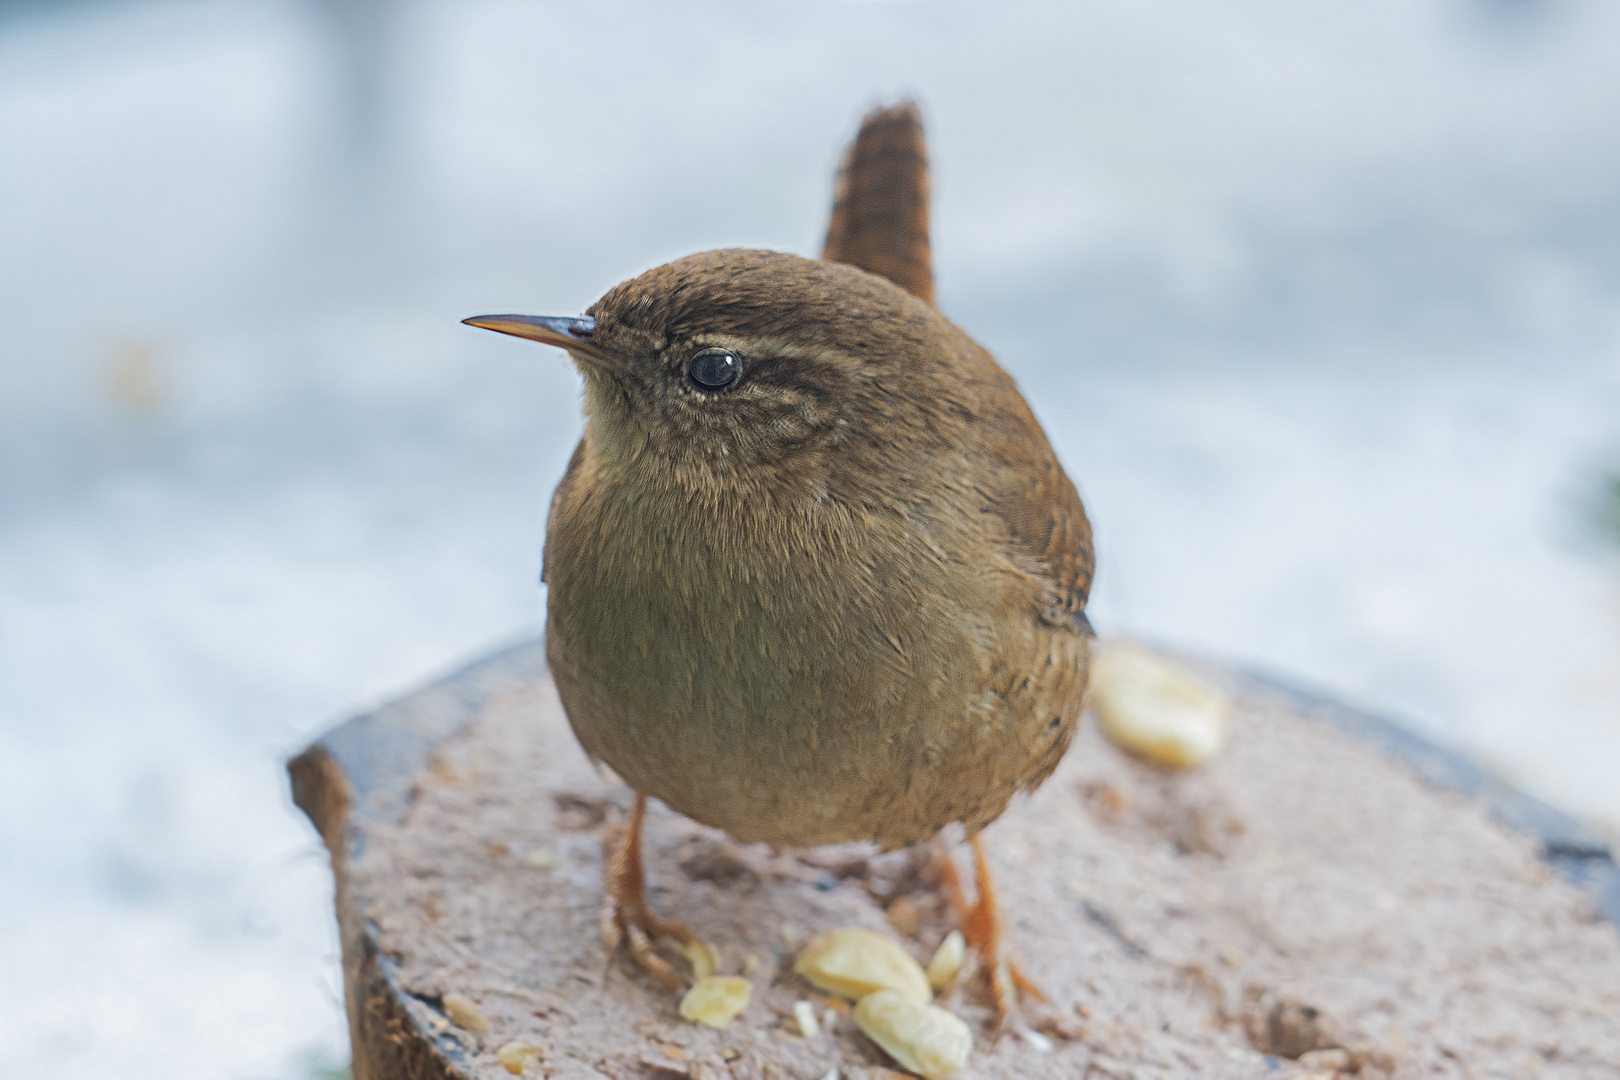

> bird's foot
[934,833,1046,1035]
[601,792,713,991]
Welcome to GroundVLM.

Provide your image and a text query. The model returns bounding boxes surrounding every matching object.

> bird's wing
[822,101,934,306]
[983,412,1096,629]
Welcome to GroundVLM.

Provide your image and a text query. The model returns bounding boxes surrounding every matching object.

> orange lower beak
[462,314,615,369]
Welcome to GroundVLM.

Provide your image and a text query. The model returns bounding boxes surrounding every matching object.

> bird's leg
[601,792,704,991]
[935,832,1046,1032]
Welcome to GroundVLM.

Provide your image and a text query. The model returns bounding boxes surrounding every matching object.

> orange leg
[935,832,1046,1031]
[601,792,702,991]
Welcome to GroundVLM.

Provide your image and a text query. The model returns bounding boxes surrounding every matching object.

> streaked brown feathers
[821,101,935,306]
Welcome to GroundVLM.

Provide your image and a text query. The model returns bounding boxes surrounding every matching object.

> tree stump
[289,639,1620,1079]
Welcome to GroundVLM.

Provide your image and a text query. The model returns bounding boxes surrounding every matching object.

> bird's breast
[542,461,1083,848]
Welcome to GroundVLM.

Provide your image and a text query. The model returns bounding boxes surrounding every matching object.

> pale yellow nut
[925,931,966,991]
[679,975,753,1028]
[494,1040,544,1074]
[793,999,821,1038]
[680,938,722,980]
[442,993,490,1033]
[1090,641,1229,768]
[853,989,972,1079]
[794,927,931,1005]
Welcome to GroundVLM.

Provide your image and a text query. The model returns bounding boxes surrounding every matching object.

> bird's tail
[821,101,934,307]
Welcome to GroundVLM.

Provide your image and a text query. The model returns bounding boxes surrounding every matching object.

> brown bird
[465,102,1094,1025]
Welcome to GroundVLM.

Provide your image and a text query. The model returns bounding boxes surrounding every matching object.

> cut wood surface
[289,640,1620,1080]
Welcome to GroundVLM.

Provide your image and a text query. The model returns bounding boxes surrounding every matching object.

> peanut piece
[1090,641,1229,768]
[495,1040,544,1074]
[794,927,930,1004]
[853,989,971,1079]
[792,999,821,1038]
[925,931,966,991]
[679,975,752,1028]
[442,993,490,1033]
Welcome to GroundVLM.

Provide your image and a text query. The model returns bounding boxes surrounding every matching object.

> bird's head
[466,249,956,499]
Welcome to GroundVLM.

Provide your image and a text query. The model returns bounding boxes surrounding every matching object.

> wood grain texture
[822,101,934,305]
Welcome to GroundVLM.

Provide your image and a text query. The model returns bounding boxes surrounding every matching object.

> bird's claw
[934,834,1048,1035]
[601,791,708,991]
[601,889,698,992]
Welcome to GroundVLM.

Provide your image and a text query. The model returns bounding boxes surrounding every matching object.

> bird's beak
[462,313,615,370]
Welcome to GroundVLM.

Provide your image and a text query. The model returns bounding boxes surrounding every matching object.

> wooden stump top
[289,640,1620,1079]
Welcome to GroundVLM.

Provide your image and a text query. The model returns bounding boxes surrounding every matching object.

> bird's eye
[687,349,740,392]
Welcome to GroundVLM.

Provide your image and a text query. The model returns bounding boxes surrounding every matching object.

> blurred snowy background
[4,0,1620,1075]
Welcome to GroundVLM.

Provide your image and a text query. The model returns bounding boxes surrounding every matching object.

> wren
[465,102,1094,1026]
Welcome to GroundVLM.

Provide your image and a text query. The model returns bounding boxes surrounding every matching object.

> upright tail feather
[821,101,934,307]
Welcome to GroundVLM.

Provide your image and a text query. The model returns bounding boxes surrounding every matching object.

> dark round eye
[687,348,740,391]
